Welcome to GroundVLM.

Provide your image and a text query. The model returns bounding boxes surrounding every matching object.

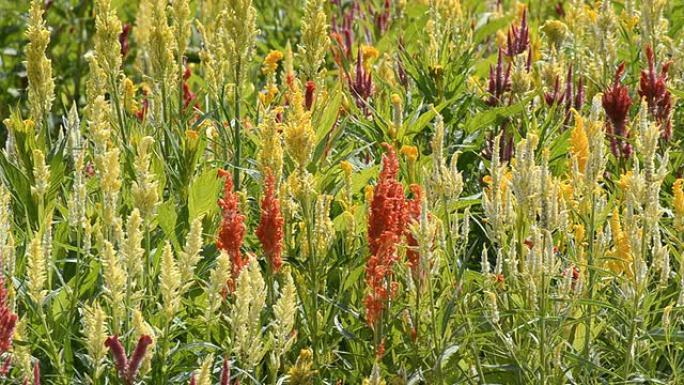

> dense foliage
[0,0,684,384]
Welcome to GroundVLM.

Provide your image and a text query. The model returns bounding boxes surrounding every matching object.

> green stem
[233,60,242,190]
[583,193,597,370]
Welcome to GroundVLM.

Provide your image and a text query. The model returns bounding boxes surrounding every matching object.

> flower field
[0,0,684,383]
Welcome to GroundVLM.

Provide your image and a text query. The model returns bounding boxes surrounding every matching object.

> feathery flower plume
[638,45,672,141]
[105,335,153,385]
[105,335,127,380]
[182,66,199,111]
[569,111,589,173]
[258,108,284,182]
[602,63,633,158]
[30,150,50,204]
[486,48,511,106]
[93,0,123,76]
[220,358,231,385]
[256,170,284,272]
[25,0,54,125]
[0,273,17,355]
[26,237,46,304]
[505,8,529,57]
[272,270,297,357]
[121,209,144,284]
[119,23,132,57]
[132,137,159,221]
[365,144,408,328]
[287,349,316,385]
[196,354,213,385]
[284,81,316,167]
[160,242,181,319]
[217,169,247,280]
[179,216,203,285]
[608,207,633,277]
[304,80,316,111]
[205,250,232,324]
[127,335,152,383]
[298,0,329,82]
[33,361,40,385]
[171,0,191,60]
[102,239,126,332]
[148,0,175,83]
[83,302,108,378]
[232,257,267,369]
[347,46,374,112]
[674,179,684,230]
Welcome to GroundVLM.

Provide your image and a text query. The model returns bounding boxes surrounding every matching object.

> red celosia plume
[505,9,529,57]
[217,169,248,280]
[0,274,17,356]
[602,63,633,158]
[105,335,153,385]
[256,170,284,273]
[638,45,672,141]
[365,143,412,329]
[220,357,231,385]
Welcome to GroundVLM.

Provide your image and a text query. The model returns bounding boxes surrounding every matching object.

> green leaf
[158,199,180,248]
[473,15,512,44]
[401,98,452,139]
[188,168,222,222]
[465,97,533,133]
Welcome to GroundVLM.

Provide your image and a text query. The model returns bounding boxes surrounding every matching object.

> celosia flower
[608,207,633,277]
[486,48,511,106]
[569,111,589,172]
[288,348,316,385]
[262,50,284,75]
[674,179,684,230]
[0,274,17,355]
[347,46,374,112]
[105,335,128,380]
[183,66,199,111]
[298,0,329,81]
[602,63,633,158]
[135,84,150,121]
[371,0,391,33]
[544,66,583,118]
[284,81,316,167]
[25,0,55,125]
[33,361,40,385]
[119,23,132,57]
[196,354,213,385]
[304,80,316,111]
[220,358,231,385]
[638,45,672,141]
[256,170,284,273]
[217,169,247,280]
[505,8,529,57]
[330,0,357,59]
[365,143,410,327]
[127,335,153,382]
[105,334,153,385]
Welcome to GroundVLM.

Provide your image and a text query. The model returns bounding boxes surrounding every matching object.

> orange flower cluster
[217,169,247,280]
[365,143,421,328]
[256,170,284,273]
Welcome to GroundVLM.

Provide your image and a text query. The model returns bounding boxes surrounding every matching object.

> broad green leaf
[465,97,533,133]
[158,199,180,248]
[188,168,222,222]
